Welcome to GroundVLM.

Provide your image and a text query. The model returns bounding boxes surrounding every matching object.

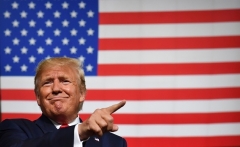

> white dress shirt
[50,117,82,147]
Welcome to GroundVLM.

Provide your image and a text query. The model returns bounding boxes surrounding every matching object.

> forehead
[40,65,77,78]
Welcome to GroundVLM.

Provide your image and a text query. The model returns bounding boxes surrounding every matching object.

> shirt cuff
[73,123,90,147]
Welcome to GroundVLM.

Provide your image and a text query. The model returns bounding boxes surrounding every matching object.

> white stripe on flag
[99,22,240,38]
[1,74,240,89]
[98,48,240,64]
[86,74,240,89]
[115,123,240,137]
[2,99,240,114]
[100,0,240,12]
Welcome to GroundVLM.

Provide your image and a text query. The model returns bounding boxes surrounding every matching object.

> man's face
[36,65,84,123]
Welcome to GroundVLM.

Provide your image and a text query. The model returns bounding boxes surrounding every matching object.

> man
[0,57,127,147]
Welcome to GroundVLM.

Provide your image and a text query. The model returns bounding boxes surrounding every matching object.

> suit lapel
[35,115,103,147]
[34,114,57,134]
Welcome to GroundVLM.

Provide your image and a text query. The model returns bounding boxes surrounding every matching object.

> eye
[43,81,52,86]
[62,80,70,85]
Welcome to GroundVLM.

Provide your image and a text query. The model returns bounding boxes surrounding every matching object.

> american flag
[1,0,240,146]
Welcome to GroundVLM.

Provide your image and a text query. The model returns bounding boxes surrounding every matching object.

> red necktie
[60,124,69,129]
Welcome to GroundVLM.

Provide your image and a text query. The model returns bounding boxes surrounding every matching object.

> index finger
[105,100,126,114]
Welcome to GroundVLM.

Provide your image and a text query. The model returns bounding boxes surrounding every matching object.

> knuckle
[94,108,103,114]
[95,127,102,135]
[100,121,107,127]
[108,116,113,123]
[94,108,100,112]
[104,115,113,123]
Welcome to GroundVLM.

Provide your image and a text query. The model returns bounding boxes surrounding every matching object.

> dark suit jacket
[0,114,127,147]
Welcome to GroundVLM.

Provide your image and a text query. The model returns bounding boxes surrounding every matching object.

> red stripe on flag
[99,36,240,50]
[100,9,240,24]
[98,62,240,75]
[125,136,240,147]
[2,88,240,100]
[101,113,240,124]
[2,112,240,124]
[1,90,36,100]
[87,88,240,100]
[1,113,41,121]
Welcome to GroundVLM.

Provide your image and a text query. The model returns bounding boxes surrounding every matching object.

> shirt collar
[50,117,80,129]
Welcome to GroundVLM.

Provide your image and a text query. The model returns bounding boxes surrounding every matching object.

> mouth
[47,97,67,101]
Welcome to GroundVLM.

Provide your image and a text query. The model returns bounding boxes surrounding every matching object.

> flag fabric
[1,0,240,147]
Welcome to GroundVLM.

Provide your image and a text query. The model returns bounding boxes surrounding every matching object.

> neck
[49,113,78,124]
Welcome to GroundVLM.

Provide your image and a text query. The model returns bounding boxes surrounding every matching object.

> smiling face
[36,65,85,124]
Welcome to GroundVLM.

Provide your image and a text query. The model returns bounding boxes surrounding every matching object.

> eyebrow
[42,74,72,81]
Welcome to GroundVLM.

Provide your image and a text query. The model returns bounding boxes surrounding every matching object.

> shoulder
[0,118,47,139]
[0,118,33,129]
[0,118,42,134]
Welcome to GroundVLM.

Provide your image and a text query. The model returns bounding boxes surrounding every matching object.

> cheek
[39,87,52,98]
[68,87,82,102]
[63,84,77,94]
[63,86,71,93]
[38,87,51,103]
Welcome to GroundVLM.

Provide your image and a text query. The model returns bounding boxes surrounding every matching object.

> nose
[52,79,62,95]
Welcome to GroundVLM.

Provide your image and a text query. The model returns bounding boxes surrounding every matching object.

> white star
[78,37,86,45]
[62,38,69,45]
[21,47,28,54]
[29,38,36,45]
[12,20,19,27]
[87,28,94,36]
[5,47,11,54]
[62,20,69,27]
[4,11,11,18]
[70,29,77,36]
[54,11,61,18]
[45,56,51,59]
[4,29,11,36]
[5,65,11,72]
[87,46,94,54]
[45,38,53,45]
[29,2,35,9]
[45,2,52,9]
[29,55,36,63]
[37,11,44,18]
[62,2,69,9]
[86,64,93,72]
[20,11,27,18]
[54,29,61,36]
[79,19,86,27]
[21,29,28,36]
[29,20,36,27]
[13,38,20,45]
[45,20,52,27]
[79,1,86,9]
[87,10,94,17]
[54,47,61,54]
[70,11,77,18]
[13,55,20,63]
[78,55,85,63]
[12,2,19,9]
[21,64,28,72]
[37,47,44,54]
[70,46,77,54]
[37,29,44,36]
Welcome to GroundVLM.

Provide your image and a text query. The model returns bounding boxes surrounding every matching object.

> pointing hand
[78,100,126,140]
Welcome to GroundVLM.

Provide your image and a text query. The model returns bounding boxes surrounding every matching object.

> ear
[79,94,85,102]
[36,96,41,106]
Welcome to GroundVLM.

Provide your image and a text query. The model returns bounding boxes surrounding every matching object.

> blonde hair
[34,57,86,97]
